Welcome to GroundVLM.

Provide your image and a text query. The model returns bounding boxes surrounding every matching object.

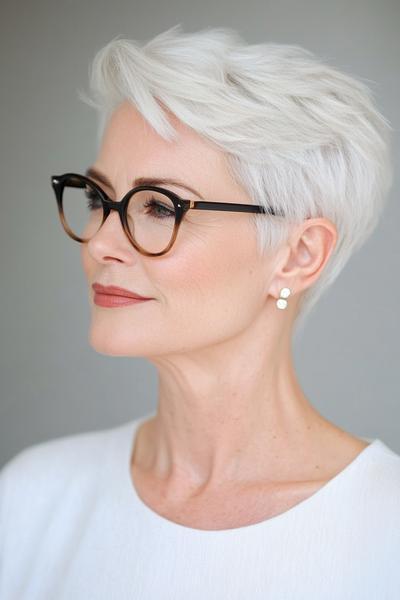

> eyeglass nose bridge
[95,195,133,241]
[101,198,122,222]
[100,190,132,213]
[104,198,125,210]
[98,185,141,222]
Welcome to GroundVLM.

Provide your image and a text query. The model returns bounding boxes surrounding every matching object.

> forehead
[95,100,239,197]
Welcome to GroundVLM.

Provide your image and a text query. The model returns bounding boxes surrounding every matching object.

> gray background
[1,0,399,467]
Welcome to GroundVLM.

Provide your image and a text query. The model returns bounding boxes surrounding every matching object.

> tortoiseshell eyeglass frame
[51,172,285,257]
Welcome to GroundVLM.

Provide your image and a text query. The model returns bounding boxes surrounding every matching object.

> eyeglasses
[50,172,285,257]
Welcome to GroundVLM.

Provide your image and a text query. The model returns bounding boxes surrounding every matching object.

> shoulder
[352,439,400,539]
[363,439,400,493]
[1,424,110,487]
[0,419,136,591]
[0,420,132,525]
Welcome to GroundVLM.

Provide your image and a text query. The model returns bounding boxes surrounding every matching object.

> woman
[1,24,399,599]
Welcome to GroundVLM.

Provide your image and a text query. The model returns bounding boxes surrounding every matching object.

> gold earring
[276,287,291,310]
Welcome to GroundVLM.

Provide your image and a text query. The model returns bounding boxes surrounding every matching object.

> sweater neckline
[113,412,383,537]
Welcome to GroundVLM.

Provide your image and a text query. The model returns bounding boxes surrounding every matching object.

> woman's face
[81,100,278,359]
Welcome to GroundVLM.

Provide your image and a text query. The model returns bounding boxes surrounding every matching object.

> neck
[134,322,336,493]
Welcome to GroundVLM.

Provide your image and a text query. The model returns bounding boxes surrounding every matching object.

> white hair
[78,24,393,337]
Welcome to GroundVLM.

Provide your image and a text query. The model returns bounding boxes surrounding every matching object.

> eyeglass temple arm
[189,200,284,217]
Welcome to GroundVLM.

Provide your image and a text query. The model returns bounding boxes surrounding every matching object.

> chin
[87,327,157,358]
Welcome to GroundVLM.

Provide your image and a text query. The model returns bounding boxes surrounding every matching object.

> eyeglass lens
[61,177,177,254]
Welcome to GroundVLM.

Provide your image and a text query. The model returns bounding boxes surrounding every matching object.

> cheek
[148,231,265,344]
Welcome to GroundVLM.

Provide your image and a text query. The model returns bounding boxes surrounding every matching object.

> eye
[84,187,102,210]
[142,198,175,219]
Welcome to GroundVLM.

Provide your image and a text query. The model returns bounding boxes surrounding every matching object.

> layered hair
[79,24,393,334]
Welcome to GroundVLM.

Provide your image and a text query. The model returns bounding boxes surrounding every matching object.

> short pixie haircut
[79,24,393,335]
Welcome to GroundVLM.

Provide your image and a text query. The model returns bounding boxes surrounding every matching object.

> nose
[86,207,136,263]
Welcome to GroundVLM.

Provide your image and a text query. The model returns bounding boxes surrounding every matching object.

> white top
[1,412,400,600]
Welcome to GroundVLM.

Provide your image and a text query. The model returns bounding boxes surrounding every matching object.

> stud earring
[276,287,291,310]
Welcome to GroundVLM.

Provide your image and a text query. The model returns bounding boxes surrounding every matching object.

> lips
[92,283,152,300]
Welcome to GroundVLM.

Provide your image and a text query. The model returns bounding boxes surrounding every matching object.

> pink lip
[92,283,152,300]
[93,293,151,308]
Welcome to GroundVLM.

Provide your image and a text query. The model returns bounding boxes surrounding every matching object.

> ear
[269,218,338,302]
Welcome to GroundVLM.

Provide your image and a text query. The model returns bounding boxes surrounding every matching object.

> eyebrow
[85,167,204,199]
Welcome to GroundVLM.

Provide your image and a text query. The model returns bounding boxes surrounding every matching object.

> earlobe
[276,287,291,310]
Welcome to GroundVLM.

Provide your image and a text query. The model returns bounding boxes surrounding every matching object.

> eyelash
[83,188,175,220]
